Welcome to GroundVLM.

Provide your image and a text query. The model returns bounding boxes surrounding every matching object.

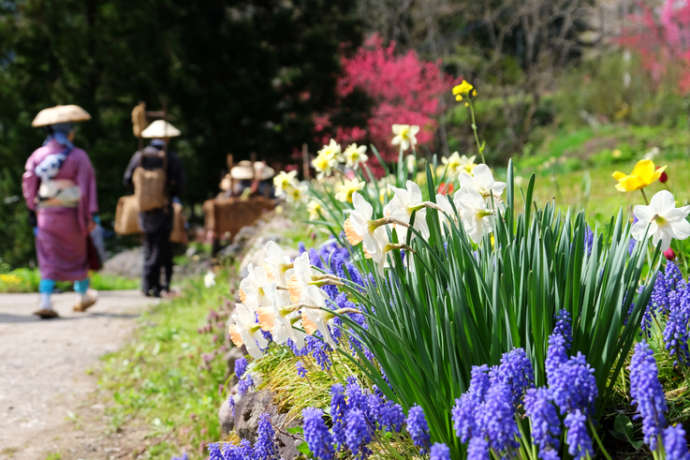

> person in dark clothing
[123,120,184,297]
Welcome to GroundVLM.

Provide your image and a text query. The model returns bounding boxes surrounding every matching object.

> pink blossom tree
[315,34,455,164]
[619,0,690,93]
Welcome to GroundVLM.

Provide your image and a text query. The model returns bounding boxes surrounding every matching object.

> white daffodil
[261,241,293,286]
[631,190,690,251]
[454,190,495,244]
[383,180,429,241]
[362,225,391,269]
[335,178,366,203]
[286,182,307,203]
[307,200,323,220]
[228,303,268,359]
[239,264,275,309]
[343,143,368,168]
[443,152,476,176]
[286,252,315,304]
[257,297,305,348]
[273,170,298,198]
[312,139,341,179]
[300,286,337,347]
[391,124,420,152]
[204,270,216,288]
[459,164,505,204]
[344,192,375,246]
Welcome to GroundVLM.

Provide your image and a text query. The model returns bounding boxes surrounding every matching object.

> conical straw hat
[230,161,255,180]
[31,105,91,127]
[141,120,181,138]
[253,161,275,180]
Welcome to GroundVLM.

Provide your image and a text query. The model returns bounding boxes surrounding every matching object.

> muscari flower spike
[302,407,335,460]
[629,341,667,451]
[406,405,430,453]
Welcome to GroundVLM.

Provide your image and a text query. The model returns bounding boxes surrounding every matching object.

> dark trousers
[141,209,173,294]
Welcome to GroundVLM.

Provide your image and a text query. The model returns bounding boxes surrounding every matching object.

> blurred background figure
[123,120,185,298]
[220,160,275,198]
[22,105,99,318]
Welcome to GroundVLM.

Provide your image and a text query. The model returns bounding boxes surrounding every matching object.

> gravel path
[0,290,155,460]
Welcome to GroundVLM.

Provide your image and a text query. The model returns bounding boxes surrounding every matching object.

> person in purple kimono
[22,105,99,319]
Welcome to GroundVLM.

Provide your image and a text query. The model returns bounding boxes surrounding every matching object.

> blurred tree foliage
[0,0,361,268]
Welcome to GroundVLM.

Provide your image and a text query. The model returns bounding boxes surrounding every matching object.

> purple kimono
[22,140,98,281]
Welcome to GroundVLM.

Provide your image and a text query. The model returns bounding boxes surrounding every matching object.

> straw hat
[253,161,275,180]
[230,161,255,180]
[141,120,181,138]
[31,105,91,127]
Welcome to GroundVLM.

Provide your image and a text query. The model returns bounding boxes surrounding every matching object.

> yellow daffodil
[612,159,667,192]
[391,124,419,152]
[343,143,368,168]
[312,139,341,178]
[307,200,323,220]
[335,178,365,203]
[452,80,477,102]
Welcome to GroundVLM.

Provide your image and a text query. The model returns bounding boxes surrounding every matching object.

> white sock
[40,293,53,310]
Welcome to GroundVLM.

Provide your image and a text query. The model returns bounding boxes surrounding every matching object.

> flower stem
[588,419,612,460]
[640,188,650,205]
[468,101,485,164]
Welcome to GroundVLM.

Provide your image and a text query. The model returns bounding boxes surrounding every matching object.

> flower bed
[204,82,690,460]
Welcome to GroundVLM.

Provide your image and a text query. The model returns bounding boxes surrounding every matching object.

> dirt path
[0,290,155,460]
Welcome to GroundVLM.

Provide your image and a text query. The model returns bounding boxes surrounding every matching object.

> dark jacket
[123,145,185,232]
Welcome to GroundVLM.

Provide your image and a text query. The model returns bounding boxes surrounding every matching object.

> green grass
[98,270,233,459]
[511,156,690,228]
[0,267,138,293]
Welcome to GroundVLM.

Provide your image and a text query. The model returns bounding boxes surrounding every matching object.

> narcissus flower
[312,139,341,178]
[383,180,429,240]
[631,190,690,251]
[443,152,476,176]
[273,170,298,198]
[343,143,368,168]
[452,80,477,101]
[228,303,269,359]
[459,164,506,203]
[335,178,365,204]
[307,200,323,220]
[286,182,307,203]
[391,124,419,152]
[612,159,667,192]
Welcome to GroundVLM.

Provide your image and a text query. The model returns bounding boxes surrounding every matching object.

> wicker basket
[170,202,188,244]
[203,196,276,239]
[114,195,141,235]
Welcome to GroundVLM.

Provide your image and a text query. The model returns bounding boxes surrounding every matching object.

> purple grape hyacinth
[302,407,334,460]
[549,352,597,415]
[344,408,372,458]
[234,357,248,378]
[296,360,308,378]
[524,387,561,458]
[493,348,534,406]
[629,341,667,450]
[406,405,430,453]
[564,409,593,460]
[466,437,489,459]
[479,383,520,454]
[452,364,489,442]
[254,413,278,459]
[429,443,451,460]
[663,424,690,460]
